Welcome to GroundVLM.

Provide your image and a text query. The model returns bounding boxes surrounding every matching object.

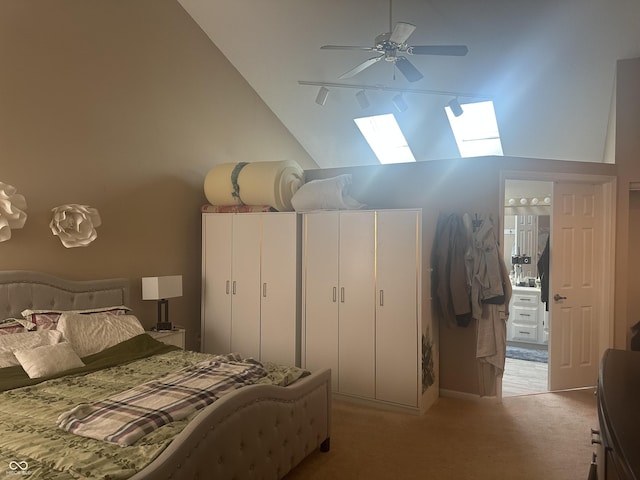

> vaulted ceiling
[178,0,640,169]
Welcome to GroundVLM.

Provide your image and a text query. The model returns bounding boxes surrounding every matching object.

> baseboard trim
[439,389,501,403]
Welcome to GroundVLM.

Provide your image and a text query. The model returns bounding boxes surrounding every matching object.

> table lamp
[142,275,182,331]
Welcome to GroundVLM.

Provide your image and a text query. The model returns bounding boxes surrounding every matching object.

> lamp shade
[142,275,182,300]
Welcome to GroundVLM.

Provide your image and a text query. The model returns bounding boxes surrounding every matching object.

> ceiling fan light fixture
[392,93,408,112]
[448,97,464,117]
[356,90,370,109]
[315,86,330,106]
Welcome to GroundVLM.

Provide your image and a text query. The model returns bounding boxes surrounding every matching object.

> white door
[201,214,233,354]
[338,211,375,398]
[230,214,261,359]
[549,182,602,390]
[260,213,299,366]
[376,210,420,407]
[303,212,340,391]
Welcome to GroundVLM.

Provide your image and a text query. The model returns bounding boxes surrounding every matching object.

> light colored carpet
[285,389,597,480]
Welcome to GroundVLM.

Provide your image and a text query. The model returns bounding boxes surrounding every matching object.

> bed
[0,270,331,479]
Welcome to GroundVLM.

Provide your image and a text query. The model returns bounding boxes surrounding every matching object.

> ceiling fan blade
[395,56,424,82]
[389,22,416,45]
[338,55,384,79]
[408,45,469,56]
[321,45,377,52]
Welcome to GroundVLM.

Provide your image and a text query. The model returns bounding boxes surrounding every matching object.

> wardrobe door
[303,212,339,391]
[260,213,299,366]
[201,214,233,354]
[230,214,262,359]
[338,211,375,398]
[376,209,421,407]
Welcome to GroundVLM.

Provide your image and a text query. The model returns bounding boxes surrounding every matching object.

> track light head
[355,90,370,109]
[315,86,329,106]
[392,94,408,112]
[448,97,463,117]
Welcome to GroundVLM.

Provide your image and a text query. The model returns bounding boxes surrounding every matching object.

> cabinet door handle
[226,280,230,295]
[521,313,531,317]
[379,290,384,306]
[263,282,267,298]
[332,287,337,303]
[340,287,345,303]
[232,281,236,295]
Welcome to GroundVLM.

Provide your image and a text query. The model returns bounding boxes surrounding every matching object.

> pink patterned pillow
[21,306,129,331]
[29,313,61,331]
[0,318,32,335]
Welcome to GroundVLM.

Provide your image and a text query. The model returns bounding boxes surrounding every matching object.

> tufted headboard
[0,270,130,320]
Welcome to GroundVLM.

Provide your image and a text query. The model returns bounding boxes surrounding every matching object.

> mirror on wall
[503,180,553,285]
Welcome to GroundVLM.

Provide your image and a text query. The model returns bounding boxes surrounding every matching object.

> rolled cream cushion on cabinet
[203,160,305,212]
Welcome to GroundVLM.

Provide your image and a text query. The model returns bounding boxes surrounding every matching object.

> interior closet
[301,209,423,411]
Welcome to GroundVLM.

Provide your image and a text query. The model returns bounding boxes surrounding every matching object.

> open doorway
[502,179,552,397]
[501,172,616,397]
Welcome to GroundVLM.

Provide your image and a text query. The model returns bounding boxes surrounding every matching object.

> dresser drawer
[510,324,539,342]
[512,293,538,306]
[512,306,538,324]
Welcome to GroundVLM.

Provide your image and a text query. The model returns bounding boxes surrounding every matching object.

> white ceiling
[178,0,640,169]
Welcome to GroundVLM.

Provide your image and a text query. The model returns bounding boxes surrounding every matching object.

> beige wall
[0,0,316,350]
[615,57,640,351]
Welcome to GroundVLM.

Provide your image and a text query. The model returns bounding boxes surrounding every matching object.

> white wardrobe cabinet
[302,209,422,410]
[201,212,300,366]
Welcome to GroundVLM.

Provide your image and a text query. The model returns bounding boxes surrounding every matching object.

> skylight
[354,114,416,165]
[445,100,503,158]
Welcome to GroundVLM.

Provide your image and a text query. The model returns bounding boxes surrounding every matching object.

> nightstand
[147,328,186,349]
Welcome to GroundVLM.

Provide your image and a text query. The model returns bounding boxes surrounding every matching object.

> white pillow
[14,342,85,379]
[0,330,64,368]
[56,312,145,357]
[291,174,364,211]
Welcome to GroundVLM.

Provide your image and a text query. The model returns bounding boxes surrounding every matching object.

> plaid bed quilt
[57,353,267,447]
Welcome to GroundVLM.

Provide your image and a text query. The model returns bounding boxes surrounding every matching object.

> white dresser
[201,212,301,366]
[507,286,548,345]
[302,209,423,411]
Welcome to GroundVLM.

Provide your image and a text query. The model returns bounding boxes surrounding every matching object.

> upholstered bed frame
[0,270,331,479]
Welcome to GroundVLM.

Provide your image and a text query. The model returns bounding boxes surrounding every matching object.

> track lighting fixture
[392,93,408,112]
[448,97,464,117]
[315,86,329,106]
[355,90,370,109]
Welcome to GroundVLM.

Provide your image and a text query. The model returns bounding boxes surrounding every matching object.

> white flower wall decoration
[0,182,28,242]
[50,204,101,248]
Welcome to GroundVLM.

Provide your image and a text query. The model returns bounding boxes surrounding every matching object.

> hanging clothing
[432,213,472,327]
[463,213,512,397]
[464,213,506,319]
[475,256,512,396]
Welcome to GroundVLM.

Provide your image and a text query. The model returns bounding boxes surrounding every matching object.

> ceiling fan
[321,2,468,83]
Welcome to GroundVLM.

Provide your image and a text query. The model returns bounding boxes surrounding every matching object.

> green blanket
[0,333,177,392]
[0,335,308,479]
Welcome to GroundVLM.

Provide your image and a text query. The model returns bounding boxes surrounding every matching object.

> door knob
[553,293,567,301]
